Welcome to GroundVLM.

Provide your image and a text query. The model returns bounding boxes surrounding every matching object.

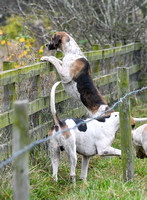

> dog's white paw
[41,56,57,63]
[41,56,49,62]
[41,56,62,67]
[48,56,56,59]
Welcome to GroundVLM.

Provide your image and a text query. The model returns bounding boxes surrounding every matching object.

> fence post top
[14,100,29,105]
[14,100,29,110]
[117,66,129,69]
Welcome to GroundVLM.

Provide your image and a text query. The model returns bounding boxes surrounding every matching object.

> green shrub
[0,15,24,39]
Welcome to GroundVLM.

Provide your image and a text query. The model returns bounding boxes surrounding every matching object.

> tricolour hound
[49,81,121,182]
[41,31,111,118]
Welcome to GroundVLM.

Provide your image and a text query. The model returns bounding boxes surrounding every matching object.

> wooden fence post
[3,61,15,110]
[37,73,42,125]
[117,67,134,182]
[2,61,15,157]
[92,44,100,77]
[12,100,30,200]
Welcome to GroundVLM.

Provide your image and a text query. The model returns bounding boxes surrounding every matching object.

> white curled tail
[133,118,147,122]
[50,81,61,125]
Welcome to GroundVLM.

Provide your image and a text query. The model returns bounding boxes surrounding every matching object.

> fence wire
[0,85,147,170]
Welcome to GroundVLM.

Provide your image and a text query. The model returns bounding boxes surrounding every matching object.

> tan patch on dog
[88,68,92,77]
[70,59,85,78]
[49,129,53,136]
[143,125,147,132]
[52,32,70,44]
[62,125,71,139]
[90,105,100,114]
[49,124,59,136]
[131,116,135,127]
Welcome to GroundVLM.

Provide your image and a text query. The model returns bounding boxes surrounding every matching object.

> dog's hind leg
[65,140,77,182]
[49,141,60,182]
[80,155,90,181]
[68,151,77,182]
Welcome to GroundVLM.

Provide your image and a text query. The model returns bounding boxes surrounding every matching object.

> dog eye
[115,115,117,117]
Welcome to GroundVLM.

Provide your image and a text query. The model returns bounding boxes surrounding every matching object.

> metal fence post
[12,100,30,200]
[117,67,134,182]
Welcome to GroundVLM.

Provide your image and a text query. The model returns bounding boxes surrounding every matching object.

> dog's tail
[50,81,62,125]
[133,117,147,122]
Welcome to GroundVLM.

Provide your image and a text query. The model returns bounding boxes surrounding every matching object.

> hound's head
[110,112,135,129]
[109,112,120,122]
[46,32,70,51]
[108,112,120,131]
[131,116,135,129]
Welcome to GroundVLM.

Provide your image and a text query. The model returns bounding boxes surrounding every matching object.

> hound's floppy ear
[54,35,61,47]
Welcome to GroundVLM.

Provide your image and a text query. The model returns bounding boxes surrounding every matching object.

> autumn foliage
[0,16,45,69]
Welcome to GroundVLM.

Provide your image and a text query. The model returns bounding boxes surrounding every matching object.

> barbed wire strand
[0,86,147,170]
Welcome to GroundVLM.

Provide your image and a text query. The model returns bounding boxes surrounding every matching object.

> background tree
[0,0,146,49]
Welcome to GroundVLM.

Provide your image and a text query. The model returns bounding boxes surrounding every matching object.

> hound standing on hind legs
[41,31,137,128]
[41,31,109,118]
[49,81,121,182]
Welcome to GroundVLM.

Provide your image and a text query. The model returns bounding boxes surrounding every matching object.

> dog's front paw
[41,56,49,62]
[48,56,56,59]
[41,56,57,65]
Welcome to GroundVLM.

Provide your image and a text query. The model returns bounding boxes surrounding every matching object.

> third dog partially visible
[132,124,147,158]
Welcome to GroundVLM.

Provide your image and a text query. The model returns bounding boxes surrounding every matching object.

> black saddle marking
[60,146,65,151]
[72,118,87,132]
[96,115,111,122]
[61,118,87,132]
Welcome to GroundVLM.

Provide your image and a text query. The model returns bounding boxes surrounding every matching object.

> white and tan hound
[132,124,147,158]
[49,81,121,182]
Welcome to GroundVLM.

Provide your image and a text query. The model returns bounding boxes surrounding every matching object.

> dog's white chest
[61,54,85,99]
[62,54,84,66]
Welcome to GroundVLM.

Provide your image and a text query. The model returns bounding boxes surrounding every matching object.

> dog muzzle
[46,42,56,50]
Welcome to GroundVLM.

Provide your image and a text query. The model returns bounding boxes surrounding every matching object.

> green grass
[29,152,146,200]
[0,103,147,200]
[2,152,146,200]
